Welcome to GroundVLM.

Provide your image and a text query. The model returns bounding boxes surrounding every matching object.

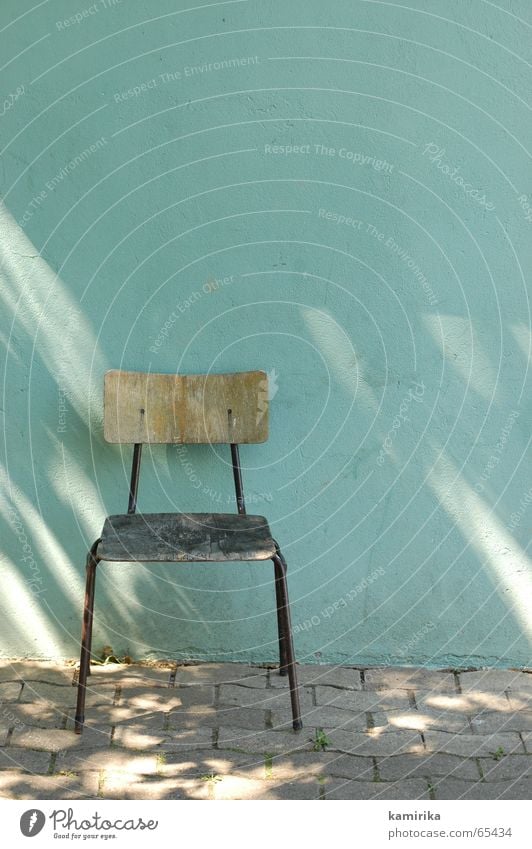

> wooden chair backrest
[103,370,269,444]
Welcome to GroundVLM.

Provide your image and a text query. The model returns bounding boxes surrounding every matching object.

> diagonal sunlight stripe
[428,455,532,640]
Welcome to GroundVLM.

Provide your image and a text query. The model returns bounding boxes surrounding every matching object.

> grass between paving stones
[313,729,331,751]
[200,772,222,800]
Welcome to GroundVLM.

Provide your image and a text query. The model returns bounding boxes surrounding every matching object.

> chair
[74,369,302,733]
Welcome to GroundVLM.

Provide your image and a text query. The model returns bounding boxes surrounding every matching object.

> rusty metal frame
[74,437,302,733]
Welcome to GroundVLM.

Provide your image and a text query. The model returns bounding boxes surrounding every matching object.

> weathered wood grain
[98,512,275,562]
[104,370,269,444]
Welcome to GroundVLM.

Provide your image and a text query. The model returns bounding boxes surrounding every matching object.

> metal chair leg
[272,551,302,730]
[75,541,100,734]
[274,555,289,675]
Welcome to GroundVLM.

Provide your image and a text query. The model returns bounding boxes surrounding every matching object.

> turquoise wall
[1,0,531,668]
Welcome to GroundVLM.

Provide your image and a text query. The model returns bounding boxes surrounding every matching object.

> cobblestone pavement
[0,662,530,800]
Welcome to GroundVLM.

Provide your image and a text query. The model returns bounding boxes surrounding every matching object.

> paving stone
[154,727,214,752]
[240,777,320,800]
[0,662,25,683]
[166,706,218,728]
[373,708,470,734]
[417,690,513,714]
[66,703,180,733]
[0,726,10,746]
[326,729,424,756]
[157,751,263,779]
[372,778,431,799]
[0,748,51,773]
[322,778,429,800]
[119,687,209,711]
[270,665,361,690]
[109,711,167,736]
[209,776,268,800]
[56,748,158,774]
[206,706,267,730]
[460,670,532,693]
[244,778,320,800]
[315,687,410,712]
[321,779,379,800]
[364,668,456,692]
[25,665,76,685]
[101,773,209,800]
[479,755,531,781]
[521,732,532,753]
[319,753,376,781]
[207,775,317,800]
[507,691,532,711]
[202,752,266,777]
[270,752,337,780]
[64,705,150,728]
[0,702,68,729]
[88,664,173,685]
[471,711,532,734]
[272,704,369,732]
[0,682,22,702]
[433,778,530,800]
[174,663,268,687]
[10,728,87,753]
[66,726,113,750]
[19,682,115,708]
[424,731,524,757]
[218,683,313,711]
[217,728,308,754]
[377,753,481,781]
[111,724,169,750]
[84,674,171,690]
[0,769,99,799]
[0,661,75,685]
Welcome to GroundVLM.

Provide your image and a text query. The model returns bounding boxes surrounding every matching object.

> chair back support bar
[230,443,246,515]
[104,370,269,444]
[128,443,143,514]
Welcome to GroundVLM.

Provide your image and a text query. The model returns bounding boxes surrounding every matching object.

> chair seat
[98,512,276,562]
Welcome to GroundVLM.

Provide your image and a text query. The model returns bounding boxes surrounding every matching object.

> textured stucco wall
[0,0,530,667]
